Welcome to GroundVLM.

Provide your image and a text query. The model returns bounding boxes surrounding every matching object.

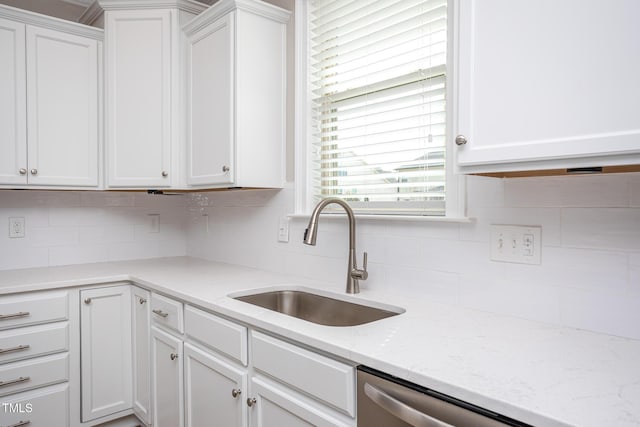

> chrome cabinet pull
[170,353,178,361]
[0,312,29,321]
[152,309,168,318]
[0,344,30,355]
[139,297,147,305]
[6,420,31,427]
[162,171,169,177]
[84,298,92,304]
[454,135,468,146]
[222,165,230,173]
[246,397,257,407]
[0,376,30,388]
[364,382,454,427]
[19,168,27,175]
[231,388,241,398]
[30,169,37,175]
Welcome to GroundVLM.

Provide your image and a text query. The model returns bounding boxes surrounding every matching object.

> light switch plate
[490,224,541,264]
[278,217,289,243]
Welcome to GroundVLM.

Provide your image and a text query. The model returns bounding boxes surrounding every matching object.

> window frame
[294,0,465,219]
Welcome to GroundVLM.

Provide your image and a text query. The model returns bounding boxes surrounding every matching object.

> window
[299,0,451,216]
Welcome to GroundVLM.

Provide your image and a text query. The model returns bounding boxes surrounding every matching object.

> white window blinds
[310,0,447,215]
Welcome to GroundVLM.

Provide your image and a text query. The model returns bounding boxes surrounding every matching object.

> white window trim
[293,0,467,220]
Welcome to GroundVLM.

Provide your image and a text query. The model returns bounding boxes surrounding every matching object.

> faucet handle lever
[352,252,369,281]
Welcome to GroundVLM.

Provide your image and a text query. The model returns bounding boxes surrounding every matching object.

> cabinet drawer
[0,322,68,364]
[151,293,184,334]
[251,331,355,417]
[0,352,68,397]
[185,305,247,365]
[0,291,68,330]
[1,382,68,427]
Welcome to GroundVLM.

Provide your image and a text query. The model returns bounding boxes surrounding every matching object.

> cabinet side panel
[235,11,285,188]
[0,18,27,185]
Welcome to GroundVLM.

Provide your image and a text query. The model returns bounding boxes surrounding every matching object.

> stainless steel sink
[231,288,404,327]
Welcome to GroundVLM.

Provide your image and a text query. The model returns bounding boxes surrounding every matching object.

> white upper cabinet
[0,17,27,185]
[26,26,99,186]
[0,7,102,188]
[184,0,289,188]
[454,0,640,174]
[105,9,173,188]
[102,1,207,189]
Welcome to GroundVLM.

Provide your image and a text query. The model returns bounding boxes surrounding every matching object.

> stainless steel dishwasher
[357,366,532,427]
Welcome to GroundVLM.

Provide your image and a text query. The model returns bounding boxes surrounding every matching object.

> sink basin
[231,288,404,326]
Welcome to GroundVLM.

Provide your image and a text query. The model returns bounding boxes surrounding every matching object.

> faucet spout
[303,198,368,294]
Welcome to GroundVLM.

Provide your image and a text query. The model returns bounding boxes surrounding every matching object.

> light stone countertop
[1,256,638,427]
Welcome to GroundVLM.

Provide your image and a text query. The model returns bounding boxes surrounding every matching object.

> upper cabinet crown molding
[0,4,103,39]
[79,0,208,25]
[183,0,289,34]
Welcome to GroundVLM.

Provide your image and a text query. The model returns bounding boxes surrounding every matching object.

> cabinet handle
[454,135,468,146]
[84,298,92,304]
[246,397,257,407]
[170,353,178,361]
[139,297,147,304]
[0,376,30,388]
[162,171,169,177]
[6,420,31,427]
[231,388,241,398]
[0,311,29,321]
[0,344,30,355]
[19,168,27,175]
[30,168,37,175]
[152,309,168,318]
[222,165,230,173]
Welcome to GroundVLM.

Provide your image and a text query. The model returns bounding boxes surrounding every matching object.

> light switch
[490,225,541,264]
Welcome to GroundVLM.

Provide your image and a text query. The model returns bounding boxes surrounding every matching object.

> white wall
[0,190,186,270]
[186,173,640,340]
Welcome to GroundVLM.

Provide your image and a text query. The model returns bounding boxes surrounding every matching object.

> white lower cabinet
[80,285,132,422]
[151,325,184,427]
[249,376,352,427]
[184,343,247,427]
[1,383,69,427]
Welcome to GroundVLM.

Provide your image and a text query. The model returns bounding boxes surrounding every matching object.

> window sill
[287,213,474,223]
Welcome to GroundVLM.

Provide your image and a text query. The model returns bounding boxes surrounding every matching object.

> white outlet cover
[9,217,25,238]
[490,224,541,265]
[278,217,289,243]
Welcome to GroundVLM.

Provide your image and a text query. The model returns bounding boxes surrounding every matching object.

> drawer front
[0,291,68,330]
[251,331,355,417]
[1,382,69,427]
[0,322,69,365]
[0,353,68,397]
[185,305,247,365]
[151,293,184,334]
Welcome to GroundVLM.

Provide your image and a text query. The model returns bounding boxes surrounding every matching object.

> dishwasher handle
[364,382,455,427]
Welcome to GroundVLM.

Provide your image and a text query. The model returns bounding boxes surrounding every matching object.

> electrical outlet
[9,217,25,238]
[490,224,541,264]
[148,214,160,233]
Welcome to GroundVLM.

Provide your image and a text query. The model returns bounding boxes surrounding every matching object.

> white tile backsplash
[1,173,639,340]
[0,190,187,269]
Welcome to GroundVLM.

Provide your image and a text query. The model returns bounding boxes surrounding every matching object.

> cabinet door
[106,10,172,188]
[0,17,27,185]
[26,25,99,186]
[132,287,151,425]
[186,13,234,186]
[249,377,353,427]
[151,326,183,427]
[455,0,640,172]
[184,343,247,427]
[80,285,132,422]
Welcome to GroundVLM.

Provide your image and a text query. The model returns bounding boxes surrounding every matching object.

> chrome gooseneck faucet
[303,197,368,294]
